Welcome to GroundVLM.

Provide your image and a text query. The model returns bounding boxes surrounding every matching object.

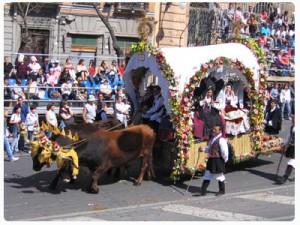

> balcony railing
[113,2,148,17]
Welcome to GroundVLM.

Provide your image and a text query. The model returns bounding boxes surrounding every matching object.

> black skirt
[206,158,225,174]
[285,145,294,159]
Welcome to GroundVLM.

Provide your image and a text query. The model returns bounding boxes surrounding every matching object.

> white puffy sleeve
[219,138,229,162]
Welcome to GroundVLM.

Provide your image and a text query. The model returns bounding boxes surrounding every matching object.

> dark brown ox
[33,124,156,193]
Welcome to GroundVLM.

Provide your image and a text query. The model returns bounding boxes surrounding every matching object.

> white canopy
[124,43,260,113]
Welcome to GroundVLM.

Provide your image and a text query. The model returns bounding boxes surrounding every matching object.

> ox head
[31,140,53,171]
[58,156,75,183]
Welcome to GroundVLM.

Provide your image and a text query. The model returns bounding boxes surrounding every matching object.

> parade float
[124,38,283,181]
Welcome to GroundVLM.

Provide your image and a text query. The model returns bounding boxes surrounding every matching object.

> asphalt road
[4,121,295,221]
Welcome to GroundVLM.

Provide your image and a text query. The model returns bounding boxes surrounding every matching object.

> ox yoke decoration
[30,122,80,177]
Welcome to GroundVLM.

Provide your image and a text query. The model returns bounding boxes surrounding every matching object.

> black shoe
[216,181,225,196]
[201,180,210,196]
[276,165,294,184]
[276,176,288,185]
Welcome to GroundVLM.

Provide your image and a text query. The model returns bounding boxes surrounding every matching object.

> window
[71,34,98,52]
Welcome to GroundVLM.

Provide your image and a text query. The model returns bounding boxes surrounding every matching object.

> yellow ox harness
[30,140,79,177]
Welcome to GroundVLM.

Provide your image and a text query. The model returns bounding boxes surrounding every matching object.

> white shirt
[25,112,39,131]
[84,103,96,123]
[10,113,21,124]
[204,133,229,162]
[116,102,130,124]
[47,110,57,126]
[280,89,291,103]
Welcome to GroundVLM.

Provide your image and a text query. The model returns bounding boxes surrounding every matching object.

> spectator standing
[234,7,243,21]
[15,54,29,80]
[280,84,291,120]
[282,11,289,29]
[58,101,75,129]
[270,83,280,102]
[118,63,125,77]
[4,111,19,162]
[260,10,268,23]
[83,95,97,124]
[222,3,234,40]
[116,96,130,127]
[4,56,13,77]
[88,59,96,76]
[248,14,258,38]
[45,103,58,138]
[13,96,29,124]
[10,105,22,153]
[25,105,39,141]
[260,23,271,37]
[247,5,254,15]
[96,93,108,121]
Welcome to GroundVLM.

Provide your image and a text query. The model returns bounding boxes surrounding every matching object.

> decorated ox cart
[124,38,283,181]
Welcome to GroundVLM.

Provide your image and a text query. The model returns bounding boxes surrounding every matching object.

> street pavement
[3,120,295,221]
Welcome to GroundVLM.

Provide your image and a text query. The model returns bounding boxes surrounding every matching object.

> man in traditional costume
[276,114,294,184]
[200,125,229,196]
[264,99,282,135]
[142,85,166,132]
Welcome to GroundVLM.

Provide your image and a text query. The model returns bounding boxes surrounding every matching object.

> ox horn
[53,126,61,135]
[67,130,73,140]
[41,121,49,131]
[61,156,73,161]
[73,132,79,141]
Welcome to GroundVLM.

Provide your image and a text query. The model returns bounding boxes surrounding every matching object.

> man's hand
[198,147,203,152]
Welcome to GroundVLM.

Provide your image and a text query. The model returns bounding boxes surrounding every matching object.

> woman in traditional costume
[194,88,224,141]
[217,84,250,136]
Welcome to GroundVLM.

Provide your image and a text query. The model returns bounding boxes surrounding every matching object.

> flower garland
[228,37,269,154]
[130,38,269,181]
[131,42,182,180]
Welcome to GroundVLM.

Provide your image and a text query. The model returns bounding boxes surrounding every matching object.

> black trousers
[143,118,159,133]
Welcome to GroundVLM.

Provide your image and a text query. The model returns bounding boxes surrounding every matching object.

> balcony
[113,2,148,17]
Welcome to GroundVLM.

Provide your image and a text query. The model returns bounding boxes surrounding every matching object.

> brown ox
[33,124,156,193]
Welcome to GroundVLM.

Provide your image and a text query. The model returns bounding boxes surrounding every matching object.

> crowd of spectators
[4,55,126,102]
[3,56,131,161]
[222,4,295,77]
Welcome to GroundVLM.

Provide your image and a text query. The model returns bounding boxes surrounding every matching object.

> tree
[14,3,44,51]
[92,3,122,64]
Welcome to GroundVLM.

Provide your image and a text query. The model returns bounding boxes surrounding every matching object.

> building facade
[4,2,295,64]
[4,2,154,65]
